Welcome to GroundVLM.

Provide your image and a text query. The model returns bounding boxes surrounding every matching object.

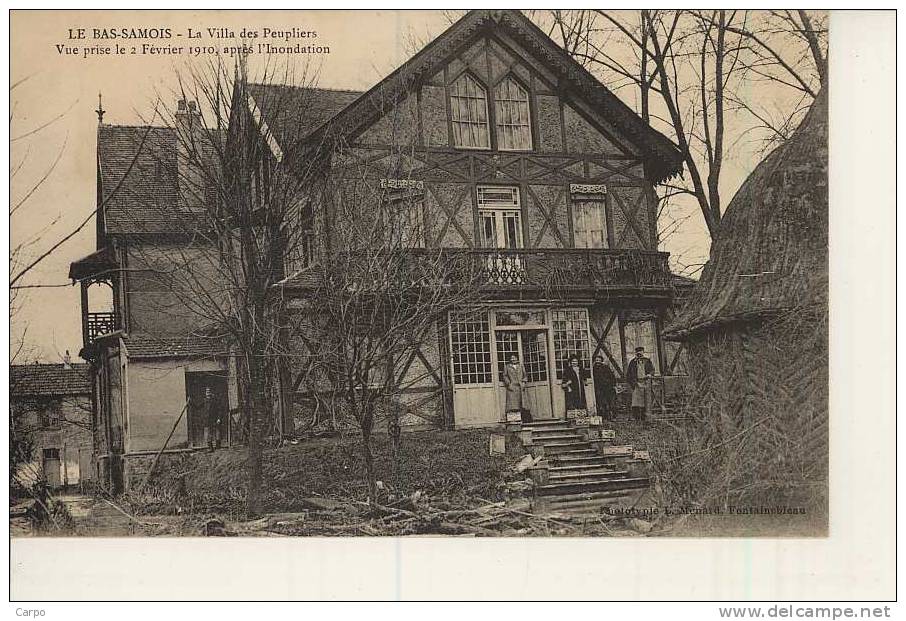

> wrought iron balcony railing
[292,248,672,297]
[466,248,672,292]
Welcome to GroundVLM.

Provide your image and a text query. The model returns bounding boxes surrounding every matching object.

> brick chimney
[175,98,205,210]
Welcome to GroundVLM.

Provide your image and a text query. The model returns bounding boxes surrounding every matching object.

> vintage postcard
[7,7,895,602]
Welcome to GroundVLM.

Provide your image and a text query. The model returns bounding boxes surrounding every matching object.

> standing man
[626,347,655,421]
[502,354,530,422]
[561,355,588,413]
[592,354,617,420]
[203,386,223,451]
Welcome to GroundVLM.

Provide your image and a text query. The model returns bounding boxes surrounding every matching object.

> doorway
[495,328,554,420]
[42,448,61,488]
[185,372,229,447]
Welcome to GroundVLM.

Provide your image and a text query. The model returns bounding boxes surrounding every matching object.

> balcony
[284,248,672,300]
[86,311,117,342]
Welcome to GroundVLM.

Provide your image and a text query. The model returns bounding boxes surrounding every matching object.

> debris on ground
[203,493,637,537]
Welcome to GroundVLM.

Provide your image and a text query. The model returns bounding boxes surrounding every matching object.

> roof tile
[10,363,91,397]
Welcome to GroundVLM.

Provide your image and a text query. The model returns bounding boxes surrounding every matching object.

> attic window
[450,74,490,149]
[494,77,532,151]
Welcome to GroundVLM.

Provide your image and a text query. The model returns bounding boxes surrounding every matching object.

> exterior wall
[124,241,223,336]
[393,322,445,428]
[125,358,225,453]
[11,394,93,489]
[323,32,659,254]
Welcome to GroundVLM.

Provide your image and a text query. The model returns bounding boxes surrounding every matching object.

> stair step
[549,470,629,483]
[522,419,570,427]
[542,441,592,449]
[547,450,599,460]
[537,476,650,497]
[531,433,584,443]
[522,426,572,433]
[549,463,619,472]
[545,489,643,506]
[547,497,639,515]
[545,449,597,458]
[548,453,622,466]
[530,426,581,434]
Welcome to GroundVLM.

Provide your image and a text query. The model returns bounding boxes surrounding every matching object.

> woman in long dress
[561,355,588,412]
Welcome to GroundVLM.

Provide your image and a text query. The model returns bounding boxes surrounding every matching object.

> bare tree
[108,55,328,514]
[536,9,828,238]
[280,85,487,500]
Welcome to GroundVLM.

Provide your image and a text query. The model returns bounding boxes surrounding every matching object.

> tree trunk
[245,354,270,516]
[389,412,402,492]
[361,428,378,502]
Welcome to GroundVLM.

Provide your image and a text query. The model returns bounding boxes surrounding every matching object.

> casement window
[477,186,524,284]
[572,199,608,249]
[552,309,592,379]
[571,185,609,249]
[381,179,426,248]
[450,74,491,149]
[450,74,534,151]
[494,77,532,151]
[450,312,493,385]
[39,403,62,429]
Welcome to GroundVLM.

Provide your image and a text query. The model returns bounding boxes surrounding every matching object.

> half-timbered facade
[250,10,684,429]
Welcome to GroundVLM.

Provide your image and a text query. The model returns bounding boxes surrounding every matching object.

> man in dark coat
[561,355,588,413]
[202,387,223,451]
[592,354,617,420]
[626,347,656,421]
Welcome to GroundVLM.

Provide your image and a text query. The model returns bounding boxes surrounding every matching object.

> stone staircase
[515,419,652,516]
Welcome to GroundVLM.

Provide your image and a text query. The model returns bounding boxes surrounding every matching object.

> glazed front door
[496,329,554,420]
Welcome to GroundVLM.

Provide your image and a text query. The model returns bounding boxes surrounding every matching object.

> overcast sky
[10,10,781,363]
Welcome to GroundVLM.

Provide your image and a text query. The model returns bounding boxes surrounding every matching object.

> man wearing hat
[626,346,655,421]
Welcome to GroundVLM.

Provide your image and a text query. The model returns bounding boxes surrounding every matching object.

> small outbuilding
[663,88,828,510]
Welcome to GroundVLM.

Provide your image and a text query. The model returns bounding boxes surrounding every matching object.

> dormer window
[494,77,532,151]
[450,74,490,149]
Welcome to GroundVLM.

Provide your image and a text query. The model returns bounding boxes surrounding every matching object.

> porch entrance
[449,307,595,427]
[495,328,554,420]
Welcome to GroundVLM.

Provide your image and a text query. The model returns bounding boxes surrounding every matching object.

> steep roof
[246,84,362,147]
[251,10,683,182]
[97,124,220,236]
[10,363,91,397]
[98,125,179,234]
[664,88,828,340]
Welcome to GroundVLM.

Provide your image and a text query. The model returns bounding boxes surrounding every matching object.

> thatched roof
[664,87,828,340]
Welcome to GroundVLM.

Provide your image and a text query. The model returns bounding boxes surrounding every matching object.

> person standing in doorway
[626,347,655,421]
[203,386,223,451]
[592,354,617,420]
[561,355,588,413]
[503,354,530,422]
